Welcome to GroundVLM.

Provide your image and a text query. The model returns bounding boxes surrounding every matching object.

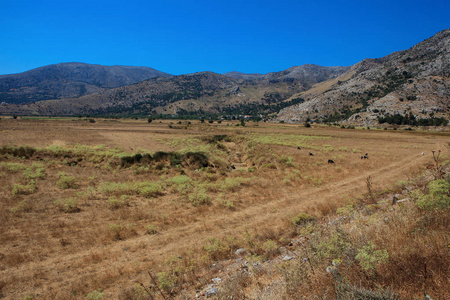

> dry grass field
[0,118,448,299]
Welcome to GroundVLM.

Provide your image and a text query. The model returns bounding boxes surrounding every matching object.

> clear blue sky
[1,0,449,75]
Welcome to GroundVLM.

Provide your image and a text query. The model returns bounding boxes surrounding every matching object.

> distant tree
[12,115,18,119]
[147,118,153,123]
[304,122,311,128]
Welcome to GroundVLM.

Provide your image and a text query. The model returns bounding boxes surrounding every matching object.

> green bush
[317,232,352,259]
[0,146,36,158]
[54,198,81,213]
[355,242,389,271]
[23,163,46,179]
[57,175,79,189]
[416,179,450,210]
[168,175,192,195]
[107,195,129,209]
[182,152,209,168]
[292,212,316,225]
[86,289,104,300]
[189,187,211,206]
[221,177,248,192]
[157,272,175,293]
[109,223,126,240]
[135,181,163,198]
[145,224,158,235]
[278,156,294,167]
[12,180,37,197]
[204,237,236,260]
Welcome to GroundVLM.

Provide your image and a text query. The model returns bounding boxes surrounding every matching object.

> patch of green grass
[23,163,46,179]
[220,177,250,192]
[145,224,158,235]
[189,187,211,206]
[99,181,163,198]
[54,198,80,213]
[278,156,295,167]
[86,289,104,300]
[56,173,79,189]
[292,212,316,226]
[135,181,164,198]
[107,195,130,209]
[12,180,36,197]
[108,223,137,240]
[167,175,193,195]
[415,179,450,210]
[10,199,31,213]
[247,133,328,149]
[0,162,27,172]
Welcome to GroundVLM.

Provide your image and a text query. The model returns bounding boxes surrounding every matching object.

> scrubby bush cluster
[120,151,210,169]
[378,113,449,126]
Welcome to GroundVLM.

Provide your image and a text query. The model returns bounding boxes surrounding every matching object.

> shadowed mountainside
[0,62,172,104]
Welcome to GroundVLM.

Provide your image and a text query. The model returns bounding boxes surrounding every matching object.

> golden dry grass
[0,118,448,299]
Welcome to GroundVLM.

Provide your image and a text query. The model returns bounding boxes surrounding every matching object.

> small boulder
[206,287,218,298]
[235,248,246,256]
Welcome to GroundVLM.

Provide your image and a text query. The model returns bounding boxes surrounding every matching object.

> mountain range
[0,62,171,104]
[0,29,449,125]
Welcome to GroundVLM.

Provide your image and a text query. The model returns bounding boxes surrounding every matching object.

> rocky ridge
[277,29,450,125]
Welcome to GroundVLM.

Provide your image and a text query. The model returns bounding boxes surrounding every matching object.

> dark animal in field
[297,146,301,150]
[328,159,335,164]
[309,152,314,156]
[67,160,78,166]
[231,165,236,169]
[361,155,369,159]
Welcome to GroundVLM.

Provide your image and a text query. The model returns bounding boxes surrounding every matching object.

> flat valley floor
[0,118,448,299]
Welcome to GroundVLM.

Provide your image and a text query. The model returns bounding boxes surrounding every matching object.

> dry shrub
[108,223,138,241]
[216,272,251,299]
[315,200,341,216]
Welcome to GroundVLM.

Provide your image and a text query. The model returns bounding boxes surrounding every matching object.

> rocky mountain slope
[0,66,348,116]
[0,62,171,104]
[277,29,450,125]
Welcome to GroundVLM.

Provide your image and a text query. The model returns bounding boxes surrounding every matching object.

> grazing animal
[297,146,301,150]
[361,155,369,159]
[392,195,398,205]
[421,152,424,156]
[231,165,236,169]
[309,152,314,156]
[328,159,335,164]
